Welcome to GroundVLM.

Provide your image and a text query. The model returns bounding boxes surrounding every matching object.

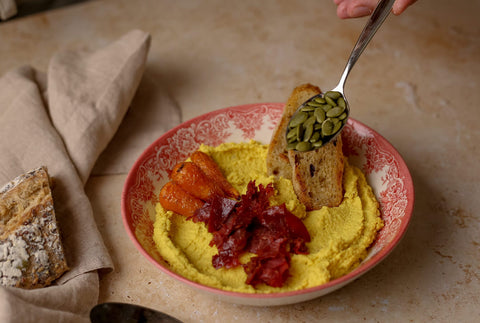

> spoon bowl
[90,302,182,323]
[286,0,395,151]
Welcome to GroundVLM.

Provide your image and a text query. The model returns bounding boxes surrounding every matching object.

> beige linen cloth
[0,29,154,322]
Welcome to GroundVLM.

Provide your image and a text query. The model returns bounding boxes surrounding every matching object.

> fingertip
[348,5,373,18]
[392,0,416,15]
[336,2,350,19]
[392,3,402,15]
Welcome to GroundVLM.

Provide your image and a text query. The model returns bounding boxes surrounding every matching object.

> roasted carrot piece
[190,151,240,199]
[159,181,204,217]
[170,161,223,201]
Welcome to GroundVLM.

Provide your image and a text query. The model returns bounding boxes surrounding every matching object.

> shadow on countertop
[1,0,90,21]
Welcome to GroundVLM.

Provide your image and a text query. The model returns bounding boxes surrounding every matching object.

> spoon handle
[335,0,395,92]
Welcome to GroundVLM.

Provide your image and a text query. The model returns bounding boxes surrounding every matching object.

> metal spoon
[90,302,183,323]
[286,0,395,151]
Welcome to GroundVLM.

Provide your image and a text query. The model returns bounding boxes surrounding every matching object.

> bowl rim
[121,102,414,300]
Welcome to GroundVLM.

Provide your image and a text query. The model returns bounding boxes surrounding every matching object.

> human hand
[333,0,417,19]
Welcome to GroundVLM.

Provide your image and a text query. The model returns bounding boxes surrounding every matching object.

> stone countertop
[1,0,479,322]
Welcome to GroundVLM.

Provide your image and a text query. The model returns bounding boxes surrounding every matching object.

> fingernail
[350,6,372,17]
[392,3,401,15]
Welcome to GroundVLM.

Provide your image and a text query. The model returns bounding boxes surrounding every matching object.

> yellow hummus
[153,141,383,293]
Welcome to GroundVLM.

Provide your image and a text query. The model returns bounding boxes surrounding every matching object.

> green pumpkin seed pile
[286,91,348,152]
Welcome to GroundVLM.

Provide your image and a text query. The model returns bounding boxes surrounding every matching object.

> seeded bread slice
[0,166,68,289]
[266,84,322,180]
[287,137,344,210]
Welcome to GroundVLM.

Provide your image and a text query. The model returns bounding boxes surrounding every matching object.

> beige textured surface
[2,0,479,322]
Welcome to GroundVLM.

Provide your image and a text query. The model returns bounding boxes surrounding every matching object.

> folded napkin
[0,29,150,322]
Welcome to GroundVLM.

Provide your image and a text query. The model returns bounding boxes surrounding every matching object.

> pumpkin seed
[287,127,297,139]
[332,120,342,133]
[326,106,345,118]
[338,112,348,120]
[304,115,317,128]
[289,111,308,128]
[330,117,340,125]
[286,142,297,150]
[325,96,337,107]
[296,123,304,139]
[314,97,326,104]
[325,91,341,100]
[337,96,346,108]
[287,135,297,143]
[313,141,323,148]
[314,108,326,123]
[307,101,323,107]
[322,119,334,136]
[314,123,322,131]
[310,131,321,143]
[296,141,312,152]
[303,123,314,142]
[301,106,315,112]
[321,104,333,113]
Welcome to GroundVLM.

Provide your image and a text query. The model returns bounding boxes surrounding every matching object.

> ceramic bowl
[121,103,414,306]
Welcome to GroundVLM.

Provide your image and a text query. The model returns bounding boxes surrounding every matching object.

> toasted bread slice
[266,83,345,210]
[266,84,322,180]
[288,137,344,210]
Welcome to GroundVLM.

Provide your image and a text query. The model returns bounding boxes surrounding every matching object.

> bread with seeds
[266,84,345,210]
[266,84,322,180]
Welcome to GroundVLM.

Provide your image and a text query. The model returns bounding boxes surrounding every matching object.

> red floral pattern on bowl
[121,103,414,306]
